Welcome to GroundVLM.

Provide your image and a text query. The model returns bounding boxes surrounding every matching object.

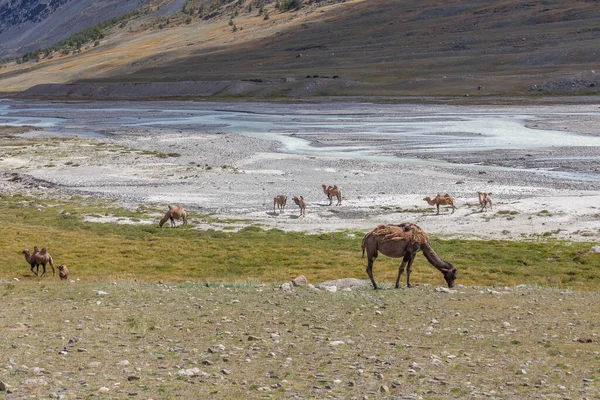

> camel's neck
[421,242,452,272]
[425,199,436,206]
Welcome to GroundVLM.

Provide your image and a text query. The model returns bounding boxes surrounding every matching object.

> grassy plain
[1,194,599,289]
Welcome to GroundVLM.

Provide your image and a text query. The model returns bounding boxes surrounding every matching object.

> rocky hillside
[0,0,171,59]
[1,0,599,97]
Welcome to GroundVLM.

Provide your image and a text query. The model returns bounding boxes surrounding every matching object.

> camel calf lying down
[322,184,342,206]
[58,265,69,280]
[478,192,493,211]
[423,193,456,214]
[362,223,457,289]
[292,196,307,216]
[22,246,55,277]
[273,195,287,213]
[159,204,188,227]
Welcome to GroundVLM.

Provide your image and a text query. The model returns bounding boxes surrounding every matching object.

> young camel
[322,184,342,206]
[159,204,188,227]
[362,223,457,289]
[423,193,456,214]
[22,247,55,277]
[292,196,307,217]
[478,192,493,211]
[58,265,69,280]
[273,195,287,213]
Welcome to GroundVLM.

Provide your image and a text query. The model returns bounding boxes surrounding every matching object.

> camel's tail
[49,255,55,276]
[361,232,370,258]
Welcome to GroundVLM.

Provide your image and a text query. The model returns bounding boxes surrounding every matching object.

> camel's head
[443,266,458,288]
[22,249,30,256]
[423,196,431,201]
[58,265,67,272]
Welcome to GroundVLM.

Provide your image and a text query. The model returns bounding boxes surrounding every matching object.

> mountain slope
[1,0,599,97]
[0,0,176,60]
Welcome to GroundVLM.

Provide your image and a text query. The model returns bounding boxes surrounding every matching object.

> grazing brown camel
[423,193,456,214]
[322,184,342,206]
[273,195,287,213]
[159,204,188,227]
[23,247,55,277]
[58,265,69,280]
[478,192,493,211]
[292,196,307,217]
[361,223,457,289]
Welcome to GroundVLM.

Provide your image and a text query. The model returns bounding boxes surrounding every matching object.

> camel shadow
[266,211,282,217]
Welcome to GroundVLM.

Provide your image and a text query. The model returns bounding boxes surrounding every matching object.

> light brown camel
[292,196,306,216]
[423,193,456,214]
[159,204,188,227]
[478,192,493,211]
[273,195,287,213]
[58,265,69,280]
[23,247,55,277]
[322,184,342,206]
[361,223,457,289]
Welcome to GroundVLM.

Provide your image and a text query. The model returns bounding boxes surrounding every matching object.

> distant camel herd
[24,185,495,286]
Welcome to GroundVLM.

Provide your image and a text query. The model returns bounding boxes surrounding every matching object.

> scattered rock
[22,377,48,387]
[0,381,6,391]
[291,275,308,286]
[316,278,370,291]
[127,376,140,381]
[280,282,293,291]
[329,341,345,346]
[576,338,593,343]
[435,286,457,293]
[118,360,131,366]
[380,384,390,393]
[177,367,208,377]
[588,245,600,253]
[324,286,337,293]
[96,290,108,295]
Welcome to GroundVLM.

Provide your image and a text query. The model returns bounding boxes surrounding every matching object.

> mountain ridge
[1,0,599,97]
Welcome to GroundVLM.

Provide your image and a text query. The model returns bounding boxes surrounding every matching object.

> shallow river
[2,99,599,182]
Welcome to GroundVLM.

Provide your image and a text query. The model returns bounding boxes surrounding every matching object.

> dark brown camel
[361,223,457,289]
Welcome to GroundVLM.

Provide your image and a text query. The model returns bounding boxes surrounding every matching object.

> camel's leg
[406,253,418,288]
[50,262,55,277]
[31,264,38,276]
[436,204,440,215]
[328,197,333,206]
[451,204,455,214]
[40,263,46,277]
[366,255,378,289]
[394,259,408,289]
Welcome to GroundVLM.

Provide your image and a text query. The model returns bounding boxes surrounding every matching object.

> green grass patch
[1,194,598,288]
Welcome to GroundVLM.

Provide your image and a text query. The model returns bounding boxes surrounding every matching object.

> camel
[273,195,287,213]
[322,184,342,206]
[23,247,55,277]
[159,204,188,227]
[58,265,69,280]
[423,193,456,214]
[478,192,493,211]
[361,223,457,289]
[292,196,307,217]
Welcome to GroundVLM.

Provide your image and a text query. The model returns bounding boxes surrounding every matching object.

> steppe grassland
[1,280,599,398]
